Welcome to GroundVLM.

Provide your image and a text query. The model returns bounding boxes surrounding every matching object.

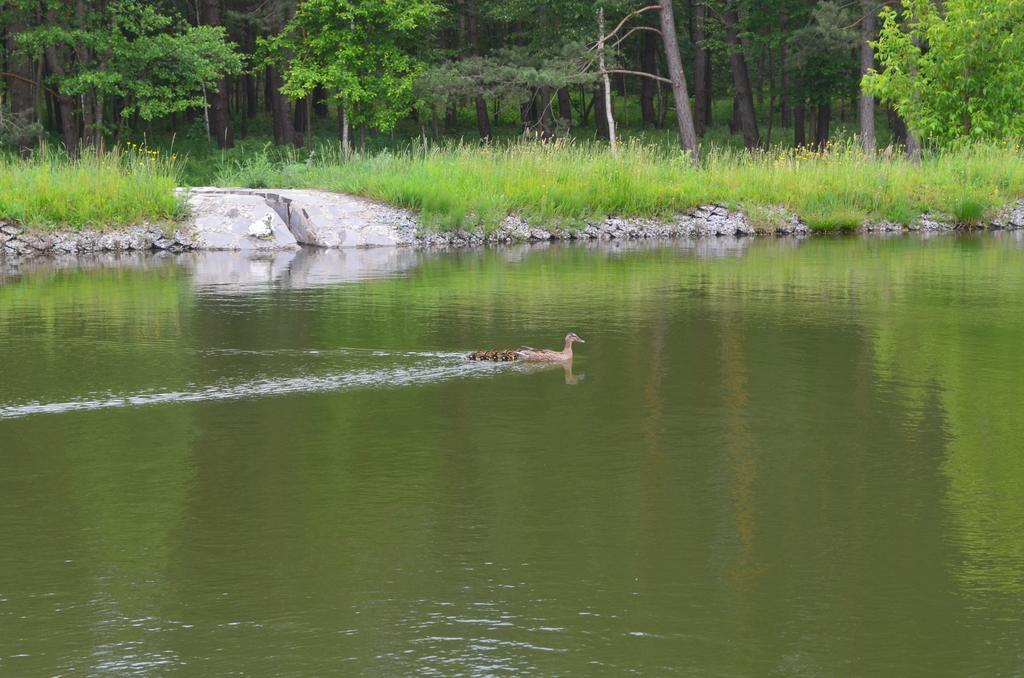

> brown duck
[468,332,585,363]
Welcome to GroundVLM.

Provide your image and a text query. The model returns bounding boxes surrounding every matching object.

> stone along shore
[3,187,1024,258]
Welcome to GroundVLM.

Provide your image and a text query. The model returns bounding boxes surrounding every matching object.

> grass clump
[951,196,988,225]
[4,135,1024,233]
[0,145,184,229]
[213,138,1024,232]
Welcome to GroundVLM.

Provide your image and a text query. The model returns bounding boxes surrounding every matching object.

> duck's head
[565,332,586,344]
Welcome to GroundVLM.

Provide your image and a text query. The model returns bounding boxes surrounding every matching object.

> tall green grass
[4,137,1024,232]
[215,138,1024,232]
[0,145,184,229]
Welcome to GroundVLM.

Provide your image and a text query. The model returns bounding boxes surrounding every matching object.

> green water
[2,236,1023,675]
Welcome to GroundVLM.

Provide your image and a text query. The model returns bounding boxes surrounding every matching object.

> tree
[2,6,37,155]
[787,1,858,148]
[638,29,658,128]
[863,0,1024,146]
[859,0,877,153]
[464,0,491,140]
[265,2,296,147]
[6,0,1004,158]
[690,0,712,135]
[200,0,235,148]
[658,0,699,159]
[270,0,443,137]
[720,3,759,149]
[20,0,241,147]
[596,7,615,149]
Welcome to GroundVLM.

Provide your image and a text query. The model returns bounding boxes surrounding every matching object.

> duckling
[467,348,520,361]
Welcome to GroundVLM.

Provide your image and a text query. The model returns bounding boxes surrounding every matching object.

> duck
[468,332,585,363]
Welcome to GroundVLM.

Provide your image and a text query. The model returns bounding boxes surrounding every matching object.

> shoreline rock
[3,189,1024,259]
[0,222,196,258]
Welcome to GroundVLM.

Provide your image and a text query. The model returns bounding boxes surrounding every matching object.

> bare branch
[611,26,662,49]
[602,69,672,85]
[0,71,65,100]
[588,5,661,50]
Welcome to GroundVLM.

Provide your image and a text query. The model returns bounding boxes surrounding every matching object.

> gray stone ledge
[4,189,1024,259]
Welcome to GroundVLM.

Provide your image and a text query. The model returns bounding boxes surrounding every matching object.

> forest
[1,0,1023,229]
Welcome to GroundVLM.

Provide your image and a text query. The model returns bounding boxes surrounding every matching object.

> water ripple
[0,356,506,420]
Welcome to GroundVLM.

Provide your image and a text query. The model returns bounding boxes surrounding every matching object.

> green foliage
[415,44,597,112]
[787,1,860,105]
[0,110,43,150]
[20,0,241,126]
[411,0,633,121]
[483,0,635,46]
[864,0,1024,146]
[268,0,443,131]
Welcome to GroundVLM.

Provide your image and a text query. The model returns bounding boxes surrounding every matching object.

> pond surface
[2,235,1024,675]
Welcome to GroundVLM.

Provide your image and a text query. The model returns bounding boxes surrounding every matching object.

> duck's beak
[577,337,586,343]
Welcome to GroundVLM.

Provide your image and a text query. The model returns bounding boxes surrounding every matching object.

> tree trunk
[597,8,616,152]
[45,87,56,132]
[466,3,491,140]
[557,86,572,130]
[313,86,328,118]
[269,67,293,146]
[444,100,457,131]
[264,68,273,113]
[905,32,923,161]
[474,95,491,140]
[766,45,776,147]
[293,96,307,147]
[639,30,658,128]
[306,92,314,143]
[244,73,258,118]
[703,43,713,127]
[538,86,553,139]
[780,43,791,127]
[91,88,104,152]
[615,74,627,97]
[722,7,759,149]
[40,7,79,155]
[658,0,699,160]
[42,29,79,157]
[199,0,233,148]
[71,0,97,148]
[5,19,38,155]
[888,106,906,146]
[815,102,830,149]
[520,97,534,134]
[691,0,711,135]
[338,105,350,153]
[244,27,259,117]
[794,105,806,146]
[859,0,877,154]
[594,84,610,140]
[579,85,593,125]
[906,129,921,162]
[269,4,294,146]
[755,50,766,109]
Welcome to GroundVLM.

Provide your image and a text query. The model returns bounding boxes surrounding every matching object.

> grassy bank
[0,146,184,229]
[3,139,1024,232]
[216,139,1024,231]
